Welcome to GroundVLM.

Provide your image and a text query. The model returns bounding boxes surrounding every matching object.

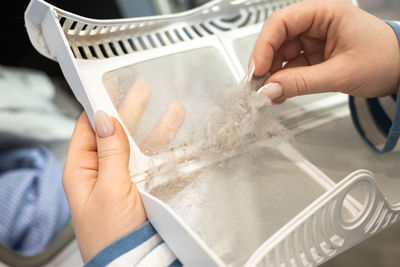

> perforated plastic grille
[56,0,299,59]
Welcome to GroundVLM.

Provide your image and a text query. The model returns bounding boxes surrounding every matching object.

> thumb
[259,57,347,102]
[94,110,131,185]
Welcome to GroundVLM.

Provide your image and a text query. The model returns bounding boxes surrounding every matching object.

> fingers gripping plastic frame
[245,170,400,267]
[33,0,359,61]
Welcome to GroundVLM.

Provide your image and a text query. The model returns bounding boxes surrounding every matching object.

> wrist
[75,191,147,262]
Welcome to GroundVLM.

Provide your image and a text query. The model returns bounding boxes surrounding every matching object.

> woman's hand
[63,80,185,262]
[250,0,400,103]
[63,111,145,263]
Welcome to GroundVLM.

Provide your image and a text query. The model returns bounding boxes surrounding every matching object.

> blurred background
[1,0,400,266]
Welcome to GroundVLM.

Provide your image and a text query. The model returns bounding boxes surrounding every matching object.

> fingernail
[257,83,283,100]
[94,110,114,138]
[248,58,255,73]
[245,58,256,82]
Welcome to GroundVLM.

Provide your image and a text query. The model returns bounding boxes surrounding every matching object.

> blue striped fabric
[86,221,181,267]
[349,20,400,153]
[366,98,392,136]
[134,240,164,264]
[0,147,70,255]
[86,221,158,267]
[168,259,183,267]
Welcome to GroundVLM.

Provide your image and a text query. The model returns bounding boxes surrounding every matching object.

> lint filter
[25,0,400,266]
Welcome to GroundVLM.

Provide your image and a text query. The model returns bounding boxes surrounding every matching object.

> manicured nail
[257,83,283,100]
[246,58,256,82]
[94,110,114,138]
[248,58,255,73]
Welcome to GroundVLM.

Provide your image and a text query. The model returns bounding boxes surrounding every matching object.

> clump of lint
[142,72,292,192]
[203,72,273,152]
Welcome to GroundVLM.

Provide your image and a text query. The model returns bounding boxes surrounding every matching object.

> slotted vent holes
[61,0,298,59]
